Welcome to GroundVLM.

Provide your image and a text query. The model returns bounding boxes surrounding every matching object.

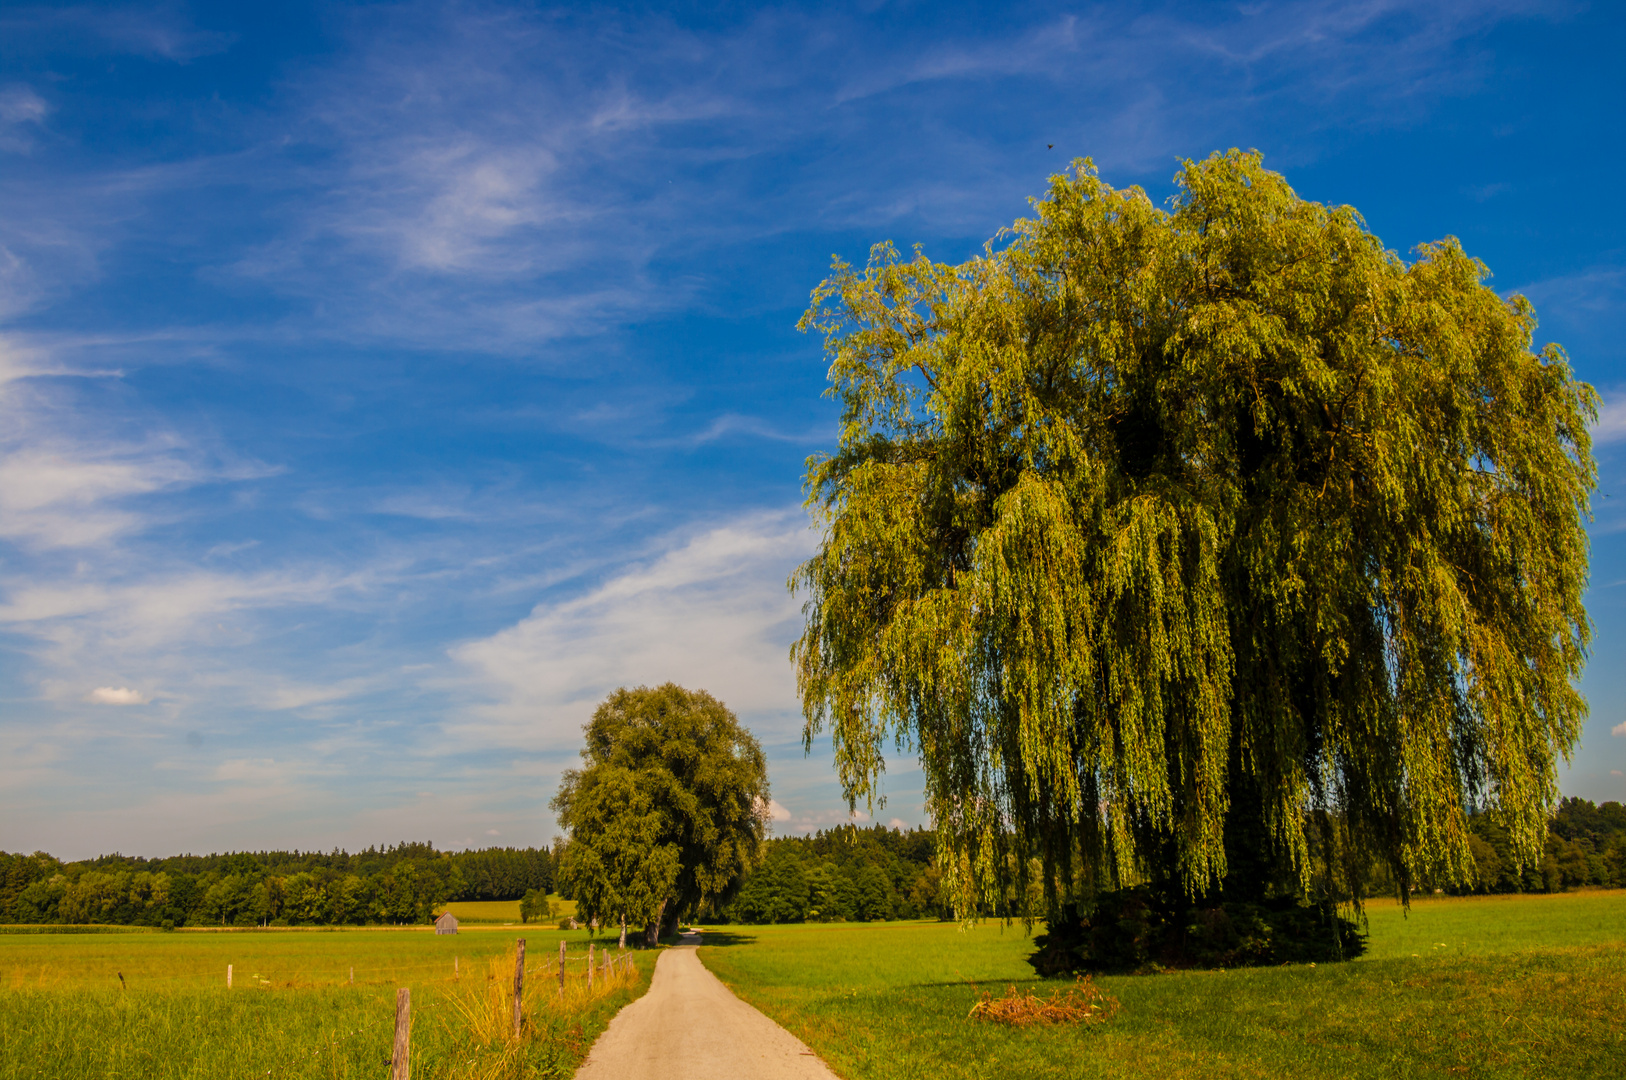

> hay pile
[966,977,1120,1026]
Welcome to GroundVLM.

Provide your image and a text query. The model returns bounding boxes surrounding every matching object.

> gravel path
[573,935,841,1080]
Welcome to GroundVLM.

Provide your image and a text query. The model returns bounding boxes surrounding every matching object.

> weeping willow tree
[791,151,1595,954]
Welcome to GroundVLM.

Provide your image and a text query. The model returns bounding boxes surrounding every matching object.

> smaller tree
[519,888,553,924]
[555,766,681,940]
[552,683,771,944]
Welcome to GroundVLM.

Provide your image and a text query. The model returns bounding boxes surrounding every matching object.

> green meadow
[698,890,1626,1080]
[438,896,578,926]
[0,926,646,1079]
[2,891,1621,1078]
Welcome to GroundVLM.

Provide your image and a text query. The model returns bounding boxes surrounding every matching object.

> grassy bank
[0,926,648,1079]
[698,890,1626,1080]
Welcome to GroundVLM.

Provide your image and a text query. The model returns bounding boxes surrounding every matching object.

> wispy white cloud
[214,757,290,784]
[86,686,148,705]
[0,5,235,63]
[1593,398,1626,447]
[0,0,1571,365]
[0,445,199,548]
[689,414,835,447]
[0,330,282,553]
[1613,722,1626,738]
[192,0,1567,353]
[450,510,815,750]
[1515,265,1625,360]
[0,84,48,154]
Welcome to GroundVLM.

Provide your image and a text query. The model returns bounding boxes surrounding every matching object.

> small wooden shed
[434,911,458,935]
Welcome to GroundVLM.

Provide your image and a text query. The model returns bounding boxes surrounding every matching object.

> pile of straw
[966,977,1120,1026]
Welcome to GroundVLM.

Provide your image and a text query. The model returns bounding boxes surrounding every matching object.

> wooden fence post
[349,966,353,985]
[587,942,594,990]
[557,939,565,996]
[512,939,526,1039]
[226,964,232,989]
[391,987,410,1080]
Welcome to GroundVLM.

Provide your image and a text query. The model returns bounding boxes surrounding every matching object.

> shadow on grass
[687,930,760,948]
[908,977,1047,990]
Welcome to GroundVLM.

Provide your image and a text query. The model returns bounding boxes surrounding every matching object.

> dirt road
[573,936,841,1080]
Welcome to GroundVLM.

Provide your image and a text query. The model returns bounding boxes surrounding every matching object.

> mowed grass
[698,890,1626,1080]
[439,896,577,925]
[0,926,647,1079]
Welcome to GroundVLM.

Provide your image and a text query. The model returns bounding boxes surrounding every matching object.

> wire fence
[1,942,639,992]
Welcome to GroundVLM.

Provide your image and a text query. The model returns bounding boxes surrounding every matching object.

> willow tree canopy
[791,151,1595,917]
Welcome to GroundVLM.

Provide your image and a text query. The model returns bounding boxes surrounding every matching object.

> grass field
[5,891,1619,1078]
[698,890,1626,1080]
[438,896,578,925]
[0,925,646,1079]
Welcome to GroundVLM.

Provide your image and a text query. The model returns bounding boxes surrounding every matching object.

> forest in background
[0,843,552,927]
[4,797,1620,930]
[718,825,949,924]
[709,800,1626,926]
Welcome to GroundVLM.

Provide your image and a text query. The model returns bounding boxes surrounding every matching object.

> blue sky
[1,1,1622,860]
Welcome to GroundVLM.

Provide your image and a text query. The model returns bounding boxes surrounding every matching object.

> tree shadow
[908,976,1048,989]
[685,929,759,947]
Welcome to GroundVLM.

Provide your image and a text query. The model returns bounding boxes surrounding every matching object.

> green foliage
[792,150,1596,922]
[721,825,950,924]
[1448,798,1626,894]
[553,684,770,942]
[729,846,811,923]
[557,764,682,938]
[518,888,553,924]
[0,844,552,928]
[447,847,555,902]
[1028,890,1364,975]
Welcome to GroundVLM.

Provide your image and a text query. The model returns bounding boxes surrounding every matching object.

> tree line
[710,825,948,924]
[0,843,552,928]
[711,800,1625,927]
[1445,798,1626,894]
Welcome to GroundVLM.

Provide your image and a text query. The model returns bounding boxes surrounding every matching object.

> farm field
[698,890,1626,1080]
[439,896,577,925]
[0,925,647,1079]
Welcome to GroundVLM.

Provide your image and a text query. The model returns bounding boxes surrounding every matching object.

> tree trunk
[643,898,665,947]
[618,916,626,950]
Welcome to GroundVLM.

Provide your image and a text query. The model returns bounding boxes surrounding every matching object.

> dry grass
[966,976,1120,1026]
[0,928,651,1079]
[437,943,640,1080]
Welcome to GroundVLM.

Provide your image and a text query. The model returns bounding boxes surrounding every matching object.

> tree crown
[553,683,770,928]
[792,150,1595,916]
